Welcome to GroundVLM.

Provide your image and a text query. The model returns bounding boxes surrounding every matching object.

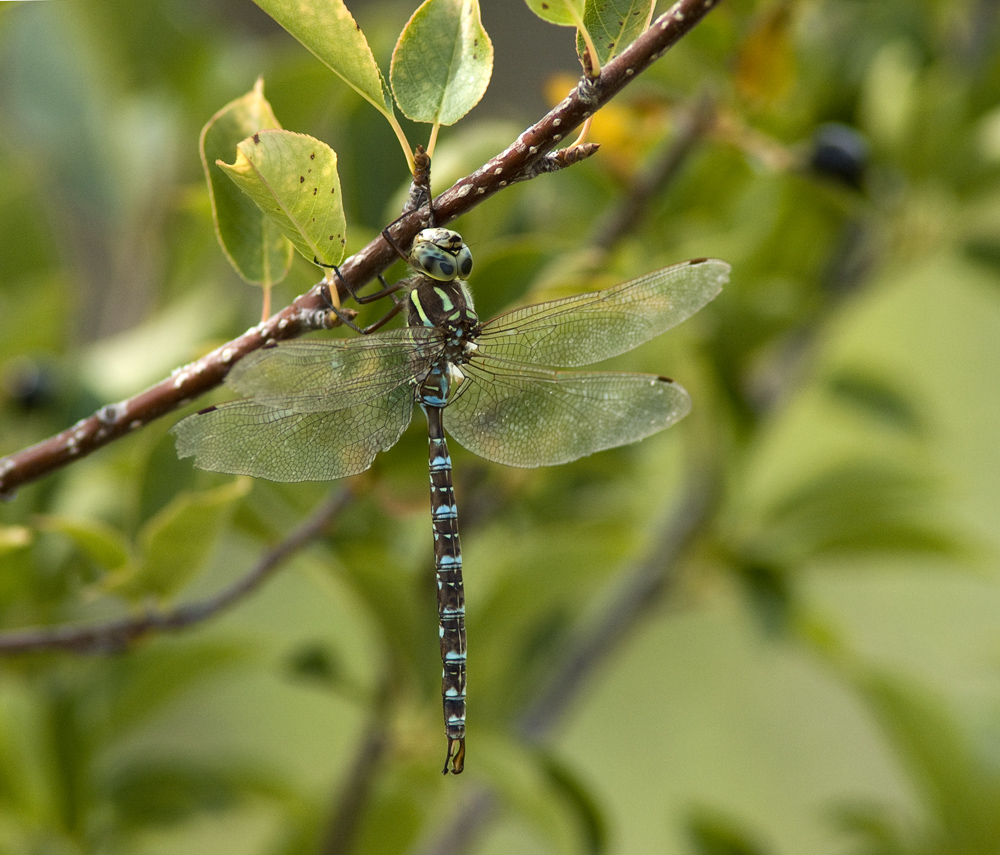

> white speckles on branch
[96,403,125,426]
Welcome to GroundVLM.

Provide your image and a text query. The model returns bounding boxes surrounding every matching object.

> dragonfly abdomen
[426,405,467,775]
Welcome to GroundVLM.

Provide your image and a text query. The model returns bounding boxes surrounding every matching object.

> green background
[1,1,999,854]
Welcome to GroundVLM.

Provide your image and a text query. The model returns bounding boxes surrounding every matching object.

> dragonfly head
[410,228,473,282]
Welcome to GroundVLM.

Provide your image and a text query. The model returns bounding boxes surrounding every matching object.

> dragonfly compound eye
[455,244,473,278]
[411,228,473,282]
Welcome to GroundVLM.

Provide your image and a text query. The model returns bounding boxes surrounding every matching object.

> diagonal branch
[0,0,721,498]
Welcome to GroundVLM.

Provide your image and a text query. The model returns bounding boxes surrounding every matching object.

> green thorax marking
[407,277,479,334]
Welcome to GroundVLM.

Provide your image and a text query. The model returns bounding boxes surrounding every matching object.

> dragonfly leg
[355,297,405,334]
[315,259,404,304]
[381,226,410,264]
[317,282,365,334]
[318,278,405,335]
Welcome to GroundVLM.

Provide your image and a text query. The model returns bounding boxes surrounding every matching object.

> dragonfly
[171,229,729,773]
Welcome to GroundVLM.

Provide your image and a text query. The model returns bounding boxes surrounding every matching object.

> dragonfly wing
[476,258,728,368]
[444,364,691,468]
[171,381,417,482]
[224,330,437,413]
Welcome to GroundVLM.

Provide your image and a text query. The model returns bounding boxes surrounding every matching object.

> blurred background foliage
[1,0,999,853]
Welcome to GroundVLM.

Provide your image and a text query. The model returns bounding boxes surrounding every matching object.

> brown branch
[0,0,721,498]
[0,487,349,654]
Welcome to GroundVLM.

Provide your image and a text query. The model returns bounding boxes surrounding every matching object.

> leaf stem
[426,120,442,161]
[387,113,416,173]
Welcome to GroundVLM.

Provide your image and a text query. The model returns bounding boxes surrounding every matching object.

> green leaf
[747,461,963,564]
[824,368,925,436]
[524,0,585,27]
[830,802,908,852]
[100,640,253,738]
[133,479,252,601]
[108,757,290,830]
[251,0,393,118]
[851,669,997,838]
[390,0,493,126]
[110,762,237,828]
[35,515,131,571]
[217,130,347,267]
[685,806,772,855]
[476,733,594,855]
[576,0,653,67]
[0,525,32,554]
[199,78,293,287]
[538,754,609,855]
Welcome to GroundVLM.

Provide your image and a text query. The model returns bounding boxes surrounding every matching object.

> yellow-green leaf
[391,0,493,126]
[524,0,584,27]
[218,130,347,267]
[35,516,131,571]
[0,525,33,554]
[200,78,293,287]
[734,4,796,106]
[135,479,252,602]
[576,0,653,67]
[251,0,393,118]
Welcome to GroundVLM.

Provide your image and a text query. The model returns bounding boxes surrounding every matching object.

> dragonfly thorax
[406,277,479,337]
[409,275,480,409]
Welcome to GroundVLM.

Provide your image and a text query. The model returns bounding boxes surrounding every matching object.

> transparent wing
[444,362,691,468]
[224,329,440,413]
[171,381,417,482]
[476,258,729,368]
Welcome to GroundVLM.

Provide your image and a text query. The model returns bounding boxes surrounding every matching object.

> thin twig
[408,788,498,855]
[318,672,398,855]
[0,0,721,498]
[0,487,350,654]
